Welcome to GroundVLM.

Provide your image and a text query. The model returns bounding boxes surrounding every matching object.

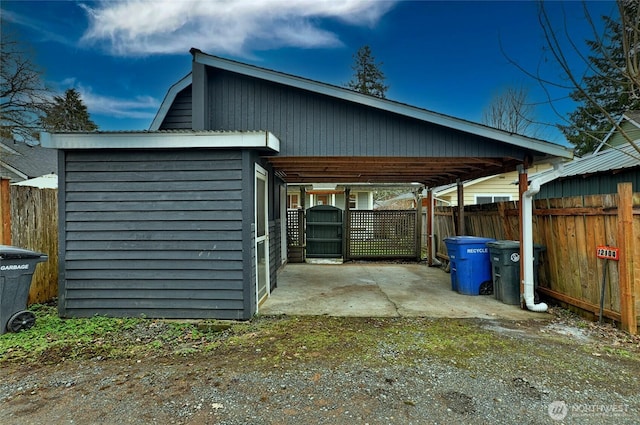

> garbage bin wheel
[6,310,36,333]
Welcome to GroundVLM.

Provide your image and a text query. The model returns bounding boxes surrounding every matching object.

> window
[348,193,357,209]
[476,195,511,205]
[287,194,299,209]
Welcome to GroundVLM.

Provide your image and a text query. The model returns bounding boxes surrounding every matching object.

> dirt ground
[1,311,639,425]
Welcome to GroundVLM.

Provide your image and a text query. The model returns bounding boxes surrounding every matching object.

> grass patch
[2,305,637,378]
[1,307,511,367]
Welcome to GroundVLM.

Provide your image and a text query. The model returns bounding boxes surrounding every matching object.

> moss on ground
[1,304,639,397]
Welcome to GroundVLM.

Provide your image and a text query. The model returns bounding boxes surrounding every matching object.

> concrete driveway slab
[260,263,548,320]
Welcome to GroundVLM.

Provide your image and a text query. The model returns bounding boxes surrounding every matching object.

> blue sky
[2,0,617,144]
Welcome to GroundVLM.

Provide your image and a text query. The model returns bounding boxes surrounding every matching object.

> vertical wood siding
[60,149,246,319]
[203,69,529,159]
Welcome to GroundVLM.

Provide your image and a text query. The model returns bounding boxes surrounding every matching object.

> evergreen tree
[557,1,640,155]
[40,88,98,132]
[346,45,388,99]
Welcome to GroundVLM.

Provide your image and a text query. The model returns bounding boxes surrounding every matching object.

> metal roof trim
[534,143,639,181]
[40,130,280,152]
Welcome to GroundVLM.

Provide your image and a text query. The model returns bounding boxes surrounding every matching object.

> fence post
[0,178,11,245]
[617,182,636,334]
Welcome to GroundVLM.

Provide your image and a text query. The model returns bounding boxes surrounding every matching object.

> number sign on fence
[596,246,620,261]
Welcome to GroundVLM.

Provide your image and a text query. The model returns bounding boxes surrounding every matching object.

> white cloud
[80,0,397,57]
[1,9,76,47]
[75,84,159,120]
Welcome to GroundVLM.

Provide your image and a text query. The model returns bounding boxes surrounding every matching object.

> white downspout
[521,162,563,312]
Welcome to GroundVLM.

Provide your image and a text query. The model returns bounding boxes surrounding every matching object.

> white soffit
[40,131,280,152]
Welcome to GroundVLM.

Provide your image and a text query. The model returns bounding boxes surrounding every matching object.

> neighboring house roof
[11,173,58,189]
[150,49,573,161]
[0,139,58,182]
[535,143,639,180]
[594,111,640,154]
[432,175,498,197]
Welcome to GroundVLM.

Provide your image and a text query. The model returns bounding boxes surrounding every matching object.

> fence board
[434,207,455,260]
[583,194,605,309]
[434,191,638,329]
[9,185,58,304]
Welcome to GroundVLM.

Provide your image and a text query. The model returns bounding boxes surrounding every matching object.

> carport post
[343,187,350,261]
[426,188,434,266]
[456,179,465,235]
[415,188,422,262]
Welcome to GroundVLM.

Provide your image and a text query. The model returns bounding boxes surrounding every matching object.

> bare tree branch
[0,31,51,143]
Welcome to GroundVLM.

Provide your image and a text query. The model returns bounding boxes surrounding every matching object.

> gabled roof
[0,139,58,182]
[150,73,192,131]
[594,111,640,154]
[151,49,573,161]
[433,175,501,196]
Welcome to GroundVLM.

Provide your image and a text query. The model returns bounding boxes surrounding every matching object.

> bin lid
[485,240,546,250]
[443,236,496,245]
[0,245,47,259]
[486,240,520,249]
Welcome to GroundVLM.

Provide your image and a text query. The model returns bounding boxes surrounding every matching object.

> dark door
[306,205,343,258]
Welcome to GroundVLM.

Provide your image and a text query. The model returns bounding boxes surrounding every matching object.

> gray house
[42,49,572,320]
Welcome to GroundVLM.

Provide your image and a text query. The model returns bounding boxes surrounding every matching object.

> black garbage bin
[0,245,48,334]
[485,241,544,305]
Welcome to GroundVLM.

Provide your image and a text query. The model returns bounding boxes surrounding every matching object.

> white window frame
[475,194,512,205]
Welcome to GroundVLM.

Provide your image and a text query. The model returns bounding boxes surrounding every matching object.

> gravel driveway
[1,311,639,424]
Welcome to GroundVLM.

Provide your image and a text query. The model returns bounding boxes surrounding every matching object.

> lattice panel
[347,210,417,259]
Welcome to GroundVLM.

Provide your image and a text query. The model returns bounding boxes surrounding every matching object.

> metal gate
[306,205,343,258]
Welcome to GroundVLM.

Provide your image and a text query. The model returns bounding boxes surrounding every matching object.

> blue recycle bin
[444,236,495,295]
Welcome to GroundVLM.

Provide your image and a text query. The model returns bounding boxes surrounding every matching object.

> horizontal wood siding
[206,69,528,159]
[61,149,246,319]
[160,87,192,130]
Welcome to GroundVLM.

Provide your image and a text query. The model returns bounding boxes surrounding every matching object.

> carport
[45,49,574,321]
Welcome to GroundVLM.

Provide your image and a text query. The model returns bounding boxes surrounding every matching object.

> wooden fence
[1,178,58,304]
[431,183,639,332]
